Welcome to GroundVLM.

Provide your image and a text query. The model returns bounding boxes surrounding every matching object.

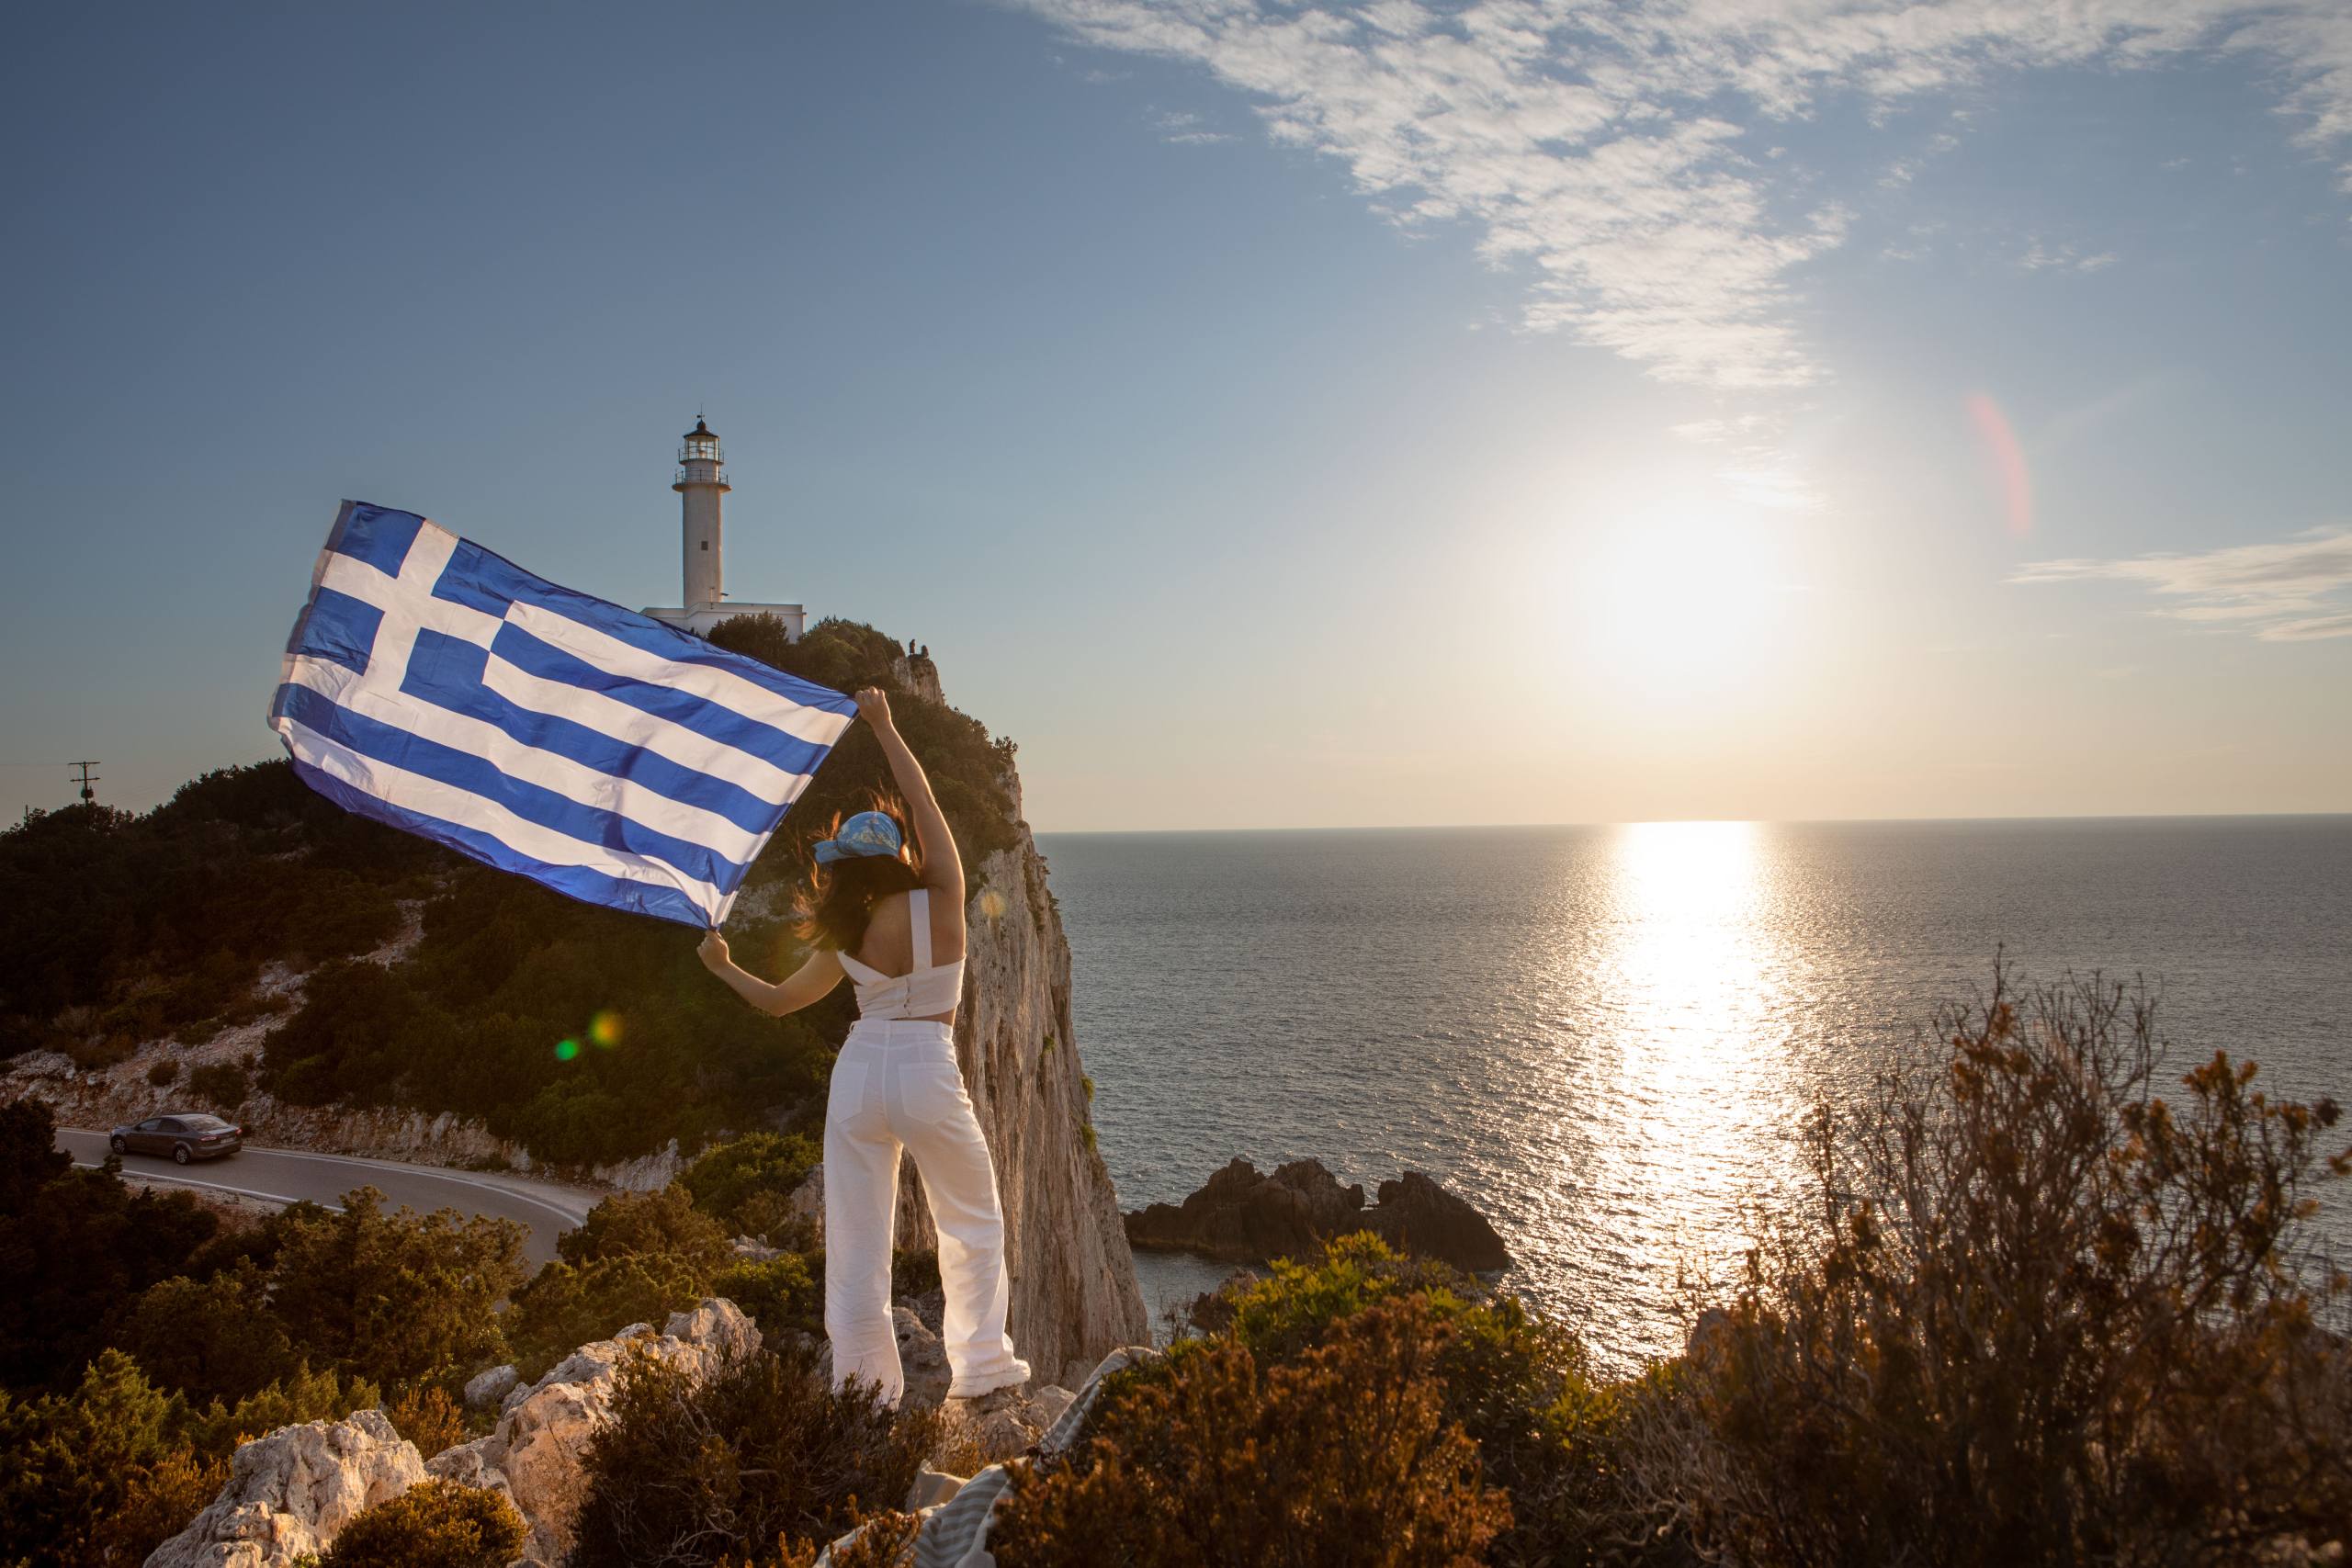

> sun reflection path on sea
[1501,821,1812,1366]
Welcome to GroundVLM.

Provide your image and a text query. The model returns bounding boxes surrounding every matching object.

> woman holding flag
[695,687,1031,1408]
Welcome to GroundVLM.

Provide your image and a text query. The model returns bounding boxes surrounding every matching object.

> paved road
[57,1129,592,1267]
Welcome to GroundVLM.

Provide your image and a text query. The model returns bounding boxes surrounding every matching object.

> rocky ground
[144,1296,1114,1568]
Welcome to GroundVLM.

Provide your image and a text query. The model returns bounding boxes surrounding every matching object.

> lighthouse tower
[642,414,807,638]
[675,416,729,610]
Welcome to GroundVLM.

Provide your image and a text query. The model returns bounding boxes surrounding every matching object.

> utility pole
[69,761,99,806]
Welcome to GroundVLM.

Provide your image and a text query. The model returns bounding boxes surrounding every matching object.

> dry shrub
[989,1294,1510,1568]
[1200,1233,1647,1567]
[729,1503,925,1568]
[101,1443,232,1563]
[317,1477,525,1568]
[383,1382,468,1459]
[570,1337,940,1568]
[1634,968,2351,1567]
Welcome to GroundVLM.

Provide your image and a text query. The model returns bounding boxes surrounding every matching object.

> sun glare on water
[1528,818,1812,1359]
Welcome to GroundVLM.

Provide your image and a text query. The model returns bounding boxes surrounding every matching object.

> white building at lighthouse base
[643,599,808,638]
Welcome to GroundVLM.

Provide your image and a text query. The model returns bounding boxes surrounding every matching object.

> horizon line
[1031,810,2352,836]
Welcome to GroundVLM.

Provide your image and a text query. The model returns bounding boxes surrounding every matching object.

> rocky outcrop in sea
[1125,1156,1510,1272]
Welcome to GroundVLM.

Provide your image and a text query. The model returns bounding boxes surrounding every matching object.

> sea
[1037,818,2352,1370]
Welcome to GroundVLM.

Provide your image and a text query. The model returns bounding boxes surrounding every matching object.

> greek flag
[268,501,856,928]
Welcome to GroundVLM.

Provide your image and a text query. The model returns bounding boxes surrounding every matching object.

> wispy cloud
[1154,109,1235,144]
[2013,527,2352,640]
[1012,0,2352,433]
[2018,238,2118,274]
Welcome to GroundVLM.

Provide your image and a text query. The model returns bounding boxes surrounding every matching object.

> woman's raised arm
[854,686,965,905]
[698,931,844,1017]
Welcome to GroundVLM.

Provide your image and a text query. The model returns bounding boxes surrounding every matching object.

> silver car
[109,1112,244,1164]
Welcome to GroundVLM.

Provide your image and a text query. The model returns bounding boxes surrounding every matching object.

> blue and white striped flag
[268,501,856,928]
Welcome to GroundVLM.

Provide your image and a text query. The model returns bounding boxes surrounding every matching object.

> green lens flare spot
[554,1039,581,1062]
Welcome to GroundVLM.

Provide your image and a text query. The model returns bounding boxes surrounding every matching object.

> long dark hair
[795,795,923,953]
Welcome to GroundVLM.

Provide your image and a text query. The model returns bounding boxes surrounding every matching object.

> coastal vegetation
[0,1095,887,1567]
[989,971,2348,1566]
[3,964,2344,1563]
[569,1338,940,1568]
[312,1479,526,1568]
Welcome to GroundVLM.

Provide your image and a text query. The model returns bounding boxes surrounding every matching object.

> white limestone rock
[935,1382,1080,1472]
[141,1408,424,1568]
[422,1297,759,1566]
[893,1305,954,1410]
[462,1362,519,1410]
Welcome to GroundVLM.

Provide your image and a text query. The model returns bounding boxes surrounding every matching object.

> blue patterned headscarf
[813,810,904,864]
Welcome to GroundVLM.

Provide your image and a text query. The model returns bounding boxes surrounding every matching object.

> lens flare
[1965,392,2033,536]
[588,1010,623,1048]
[554,1039,581,1062]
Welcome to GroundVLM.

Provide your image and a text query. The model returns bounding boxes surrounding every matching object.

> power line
[70,761,99,804]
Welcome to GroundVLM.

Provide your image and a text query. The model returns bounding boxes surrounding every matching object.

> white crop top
[837,888,965,1019]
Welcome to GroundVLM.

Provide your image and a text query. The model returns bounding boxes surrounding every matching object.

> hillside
[5,619,996,1166]
[1,615,1148,1383]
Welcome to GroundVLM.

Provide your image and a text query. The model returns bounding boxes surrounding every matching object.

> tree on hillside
[0,1100,218,1391]
[502,1187,732,1378]
[266,1189,526,1391]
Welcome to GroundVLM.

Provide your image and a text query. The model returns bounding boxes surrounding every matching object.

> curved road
[57,1129,592,1267]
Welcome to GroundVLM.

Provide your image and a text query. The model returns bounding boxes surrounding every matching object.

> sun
[1568,502,1794,701]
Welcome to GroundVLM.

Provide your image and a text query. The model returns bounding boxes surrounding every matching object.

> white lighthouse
[642,415,808,638]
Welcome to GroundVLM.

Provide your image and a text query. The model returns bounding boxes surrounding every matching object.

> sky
[2,1,2347,830]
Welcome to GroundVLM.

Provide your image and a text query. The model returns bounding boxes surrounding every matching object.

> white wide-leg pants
[823,1018,1031,1406]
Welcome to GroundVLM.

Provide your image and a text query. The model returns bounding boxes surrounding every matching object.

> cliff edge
[914,770,1148,1388]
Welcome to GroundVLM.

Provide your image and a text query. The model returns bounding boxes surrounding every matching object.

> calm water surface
[1039,819,2352,1368]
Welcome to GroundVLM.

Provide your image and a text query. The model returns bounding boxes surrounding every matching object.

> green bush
[0,1100,219,1392]
[187,1060,249,1111]
[711,1254,821,1340]
[265,1190,526,1390]
[318,1478,525,1568]
[0,770,418,1058]
[503,1186,738,1377]
[558,1185,732,1273]
[679,1134,820,1241]
[570,1337,940,1568]
[992,1296,1510,1567]
[119,1260,298,1404]
[383,1383,469,1461]
[185,1360,383,1456]
[503,1252,713,1381]
[0,1346,265,1567]
[146,1056,180,1087]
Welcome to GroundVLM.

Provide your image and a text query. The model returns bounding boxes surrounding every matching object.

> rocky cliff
[920,775,1148,1388]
